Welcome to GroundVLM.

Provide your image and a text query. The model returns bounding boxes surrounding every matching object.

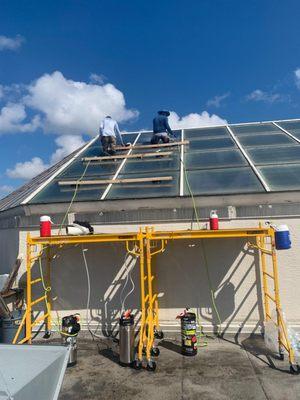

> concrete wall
[2,217,300,335]
[0,228,20,275]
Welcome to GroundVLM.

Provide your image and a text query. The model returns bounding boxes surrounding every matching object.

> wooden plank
[82,156,173,165]
[58,176,173,186]
[82,151,173,162]
[115,140,189,151]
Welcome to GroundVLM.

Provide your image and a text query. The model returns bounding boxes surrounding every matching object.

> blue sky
[1,0,300,197]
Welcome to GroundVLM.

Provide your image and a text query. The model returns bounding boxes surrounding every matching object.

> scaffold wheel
[151,347,160,357]
[146,360,157,372]
[154,330,164,339]
[43,331,51,339]
[290,364,300,374]
[133,360,143,370]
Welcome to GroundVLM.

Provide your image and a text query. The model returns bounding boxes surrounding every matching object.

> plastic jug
[275,225,291,250]
[40,215,52,237]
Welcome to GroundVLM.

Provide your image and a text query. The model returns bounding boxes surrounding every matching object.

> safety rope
[38,252,78,337]
[58,159,91,235]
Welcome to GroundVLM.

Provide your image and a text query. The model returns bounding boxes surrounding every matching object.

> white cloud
[6,157,48,180]
[51,135,85,164]
[169,111,227,129]
[7,135,85,181]
[0,35,24,51]
[206,92,230,108]
[246,89,281,103]
[0,71,137,138]
[24,71,138,135]
[0,103,40,134]
[89,73,106,84]
[294,68,300,89]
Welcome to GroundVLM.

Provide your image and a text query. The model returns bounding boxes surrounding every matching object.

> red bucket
[40,215,52,237]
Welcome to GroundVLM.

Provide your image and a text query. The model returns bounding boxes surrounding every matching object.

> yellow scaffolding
[12,224,298,372]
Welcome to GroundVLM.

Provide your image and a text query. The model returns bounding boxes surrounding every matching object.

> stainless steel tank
[119,313,135,366]
[61,314,80,367]
[63,336,77,367]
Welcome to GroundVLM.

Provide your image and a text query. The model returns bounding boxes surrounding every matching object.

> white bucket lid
[276,224,289,232]
[40,215,51,222]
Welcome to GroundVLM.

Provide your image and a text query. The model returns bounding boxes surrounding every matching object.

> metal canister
[61,314,80,367]
[119,313,135,366]
[180,311,197,356]
[63,336,77,367]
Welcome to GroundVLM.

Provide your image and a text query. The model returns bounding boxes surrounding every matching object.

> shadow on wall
[0,229,20,275]
[19,237,264,337]
[154,238,263,335]
[20,242,141,336]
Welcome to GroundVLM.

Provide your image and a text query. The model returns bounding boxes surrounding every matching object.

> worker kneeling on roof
[151,110,175,144]
[99,116,125,155]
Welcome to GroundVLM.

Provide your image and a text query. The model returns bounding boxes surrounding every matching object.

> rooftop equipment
[12,225,300,374]
[61,314,80,367]
[177,309,198,356]
[119,310,135,367]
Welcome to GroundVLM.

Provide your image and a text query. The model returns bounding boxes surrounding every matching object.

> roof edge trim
[21,135,98,205]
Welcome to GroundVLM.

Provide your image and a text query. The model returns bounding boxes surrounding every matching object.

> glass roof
[276,120,300,140]
[28,119,300,204]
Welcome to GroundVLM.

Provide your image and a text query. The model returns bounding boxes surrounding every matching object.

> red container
[40,215,52,237]
[209,210,219,230]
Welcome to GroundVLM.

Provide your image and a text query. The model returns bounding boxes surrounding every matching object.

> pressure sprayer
[66,221,94,236]
[177,309,197,356]
[61,314,81,367]
[119,309,135,367]
[40,215,53,237]
[209,210,219,230]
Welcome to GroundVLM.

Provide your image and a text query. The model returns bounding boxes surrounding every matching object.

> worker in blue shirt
[151,110,175,144]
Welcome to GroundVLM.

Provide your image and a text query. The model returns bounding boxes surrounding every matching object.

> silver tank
[63,336,77,367]
[119,314,135,366]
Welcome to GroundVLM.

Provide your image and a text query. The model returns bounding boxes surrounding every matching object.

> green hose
[58,160,91,235]
[180,155,222,336]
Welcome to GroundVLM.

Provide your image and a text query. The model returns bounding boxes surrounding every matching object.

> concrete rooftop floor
[57,334,300,400]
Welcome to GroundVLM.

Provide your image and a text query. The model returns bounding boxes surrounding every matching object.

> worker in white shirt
[99,116,125,155]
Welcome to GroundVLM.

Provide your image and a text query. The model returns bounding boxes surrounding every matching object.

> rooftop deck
[57,334,300,400]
